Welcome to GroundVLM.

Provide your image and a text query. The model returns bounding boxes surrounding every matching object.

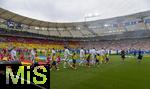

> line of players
[50,47,110,70]
[50,47,144,71]
[0,46,144,71]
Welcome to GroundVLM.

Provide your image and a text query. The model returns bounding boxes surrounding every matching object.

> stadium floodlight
[87,13,93,18]
[94,13,100,16]
[84,13,101,26]
[76,27,81,30]
[85,13,100,18]
[104,24,109,27]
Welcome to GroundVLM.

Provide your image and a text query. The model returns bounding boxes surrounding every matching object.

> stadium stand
[0,7,150,50]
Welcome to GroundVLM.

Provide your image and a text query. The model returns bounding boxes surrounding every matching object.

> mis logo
[0,64,50,89]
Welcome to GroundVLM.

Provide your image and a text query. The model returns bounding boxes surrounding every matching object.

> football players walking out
[50,53,59,71]
[10,47,18,60]
[51,48,56,59]
[56,51,61,64]
[90,48,96,66]
[79,47,85,66]
[31,48,37,63]
[85,52,91,68]
[105,52,110,64]
[99,48,104,64]
[71,52,77,69]
[63,46,72,68]
[120,49,126,63]
[137,49,143,63]
[95,53,100,66]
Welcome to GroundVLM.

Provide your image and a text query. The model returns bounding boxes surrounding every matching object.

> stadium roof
[0,7,150,28]
[0,0,150,22]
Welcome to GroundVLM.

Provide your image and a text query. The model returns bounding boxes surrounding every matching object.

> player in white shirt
[31,48,36,63]
[63,46,72,68]
[51,48,56,59]
[105,49,109,55]
[90,48,96,65]
[79,47,85,66]
[101,48,104,55]
[10,47,18,60]
[101,48,106,63]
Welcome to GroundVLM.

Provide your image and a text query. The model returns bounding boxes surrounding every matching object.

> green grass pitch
[50,55,150,89]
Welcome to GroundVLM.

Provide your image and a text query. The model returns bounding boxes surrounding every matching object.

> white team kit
[80,49,85,59]
[31,49,36,61]
[79,49,85,66]
[64,48,71,61]
[90,48,96,59]
[89,48,96,64]
[63,48,73,68]
[11,49,17,60]
[51,49,56,60]
[100,49,105,56]
[51,49,56,56]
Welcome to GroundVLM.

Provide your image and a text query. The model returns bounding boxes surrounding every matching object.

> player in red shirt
[3,48,7,55]
[8,53,12,61]
[20,53,25,61]
[47,54,51,65]
[0,51,4,60]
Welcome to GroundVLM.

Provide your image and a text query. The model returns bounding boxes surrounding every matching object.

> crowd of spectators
[79,38,150,50]
[0,26,150,51]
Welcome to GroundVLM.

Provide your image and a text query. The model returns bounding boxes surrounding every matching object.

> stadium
[0,0,150,89]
